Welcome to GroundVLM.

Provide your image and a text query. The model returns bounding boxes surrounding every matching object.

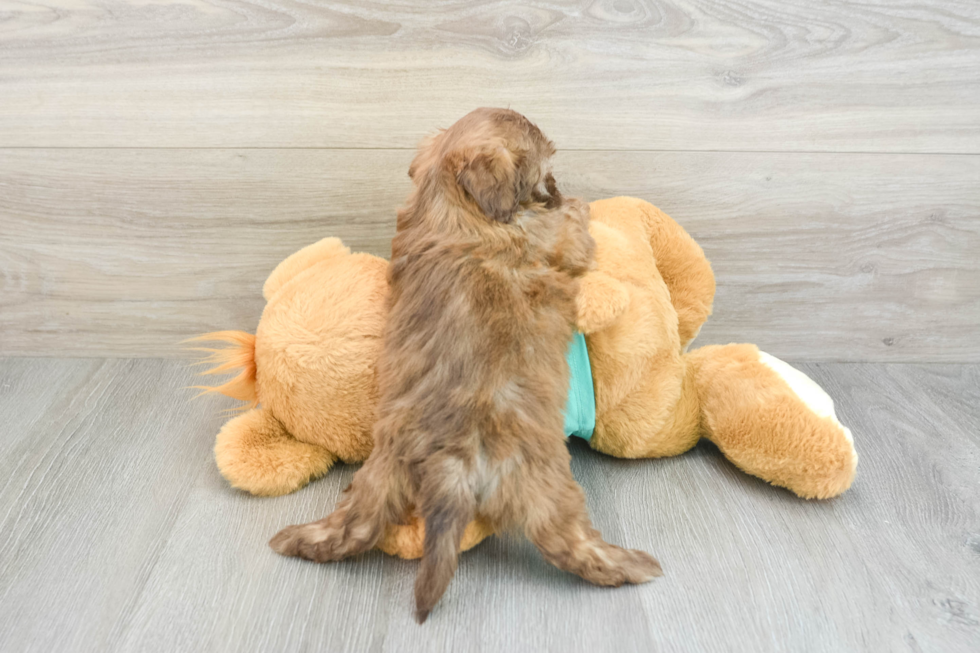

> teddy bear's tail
[184,330,258,406]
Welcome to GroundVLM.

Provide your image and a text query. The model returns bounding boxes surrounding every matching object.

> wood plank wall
[1,0,978,360]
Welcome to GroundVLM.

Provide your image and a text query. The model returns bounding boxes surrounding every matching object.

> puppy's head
[409,108,560,225]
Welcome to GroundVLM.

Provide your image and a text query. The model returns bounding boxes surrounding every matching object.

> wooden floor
[0,358,977,652]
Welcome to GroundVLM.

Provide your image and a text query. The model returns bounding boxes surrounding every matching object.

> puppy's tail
[183,331,258,406]
[414,499,474,624]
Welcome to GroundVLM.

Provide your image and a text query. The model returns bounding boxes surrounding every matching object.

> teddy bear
[191,197,858,559]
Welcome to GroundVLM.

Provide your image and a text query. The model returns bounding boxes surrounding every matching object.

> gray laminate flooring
[0,358,978,653]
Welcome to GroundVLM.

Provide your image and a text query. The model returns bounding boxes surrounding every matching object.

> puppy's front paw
[562,197,590,223]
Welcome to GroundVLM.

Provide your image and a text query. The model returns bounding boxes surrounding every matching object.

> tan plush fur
[580,198,857,499]
[195,197,857,557]
[267,109,661,622]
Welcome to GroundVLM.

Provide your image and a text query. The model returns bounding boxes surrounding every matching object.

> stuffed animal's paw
[576,271,630,334]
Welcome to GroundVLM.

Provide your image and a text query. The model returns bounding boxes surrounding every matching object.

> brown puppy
[270,108,662,622]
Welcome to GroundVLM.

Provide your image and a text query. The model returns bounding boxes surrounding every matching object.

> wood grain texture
[2,148,977,361]
[0,358,978,652]
[0,0,978,151]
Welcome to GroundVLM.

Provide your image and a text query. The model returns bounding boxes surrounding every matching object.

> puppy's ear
[454,146,521,223]
[408,130,444,182]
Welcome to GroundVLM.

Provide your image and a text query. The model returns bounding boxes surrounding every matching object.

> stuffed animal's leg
[376,513,495,560]
[687,344,858,499]
[214,408,494,558]
[214,407,334,497]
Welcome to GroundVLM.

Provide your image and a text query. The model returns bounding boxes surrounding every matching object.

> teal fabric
[563,332,596,441]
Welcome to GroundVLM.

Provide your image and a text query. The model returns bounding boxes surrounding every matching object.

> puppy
[270,108,662,622]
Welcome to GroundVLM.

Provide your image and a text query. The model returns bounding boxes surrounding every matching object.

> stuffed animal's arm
[641,203,716,349]
[576,270,630,335]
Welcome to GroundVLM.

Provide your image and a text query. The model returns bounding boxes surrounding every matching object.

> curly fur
[269,108,661,622]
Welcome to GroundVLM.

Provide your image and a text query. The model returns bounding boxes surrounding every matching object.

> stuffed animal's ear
[453,146,520,223]
[576,271,631,334]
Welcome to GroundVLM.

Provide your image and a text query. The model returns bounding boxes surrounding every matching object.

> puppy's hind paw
[620,548,663,584]
[269,524,307,557]
[269,523,336,562]
[581,544,663,587]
